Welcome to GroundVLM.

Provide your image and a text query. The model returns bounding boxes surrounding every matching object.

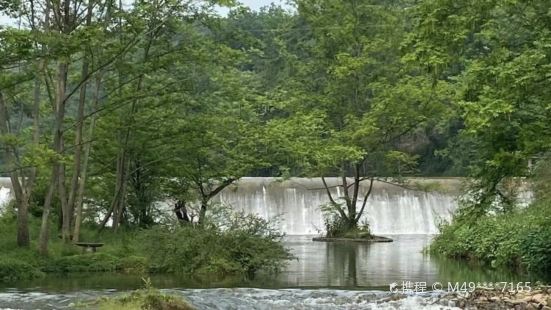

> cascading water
[217,177,460,235]
[0,288,462,310]
[1,176,536,310]
[0,176,460,234]
[0,177,12,212]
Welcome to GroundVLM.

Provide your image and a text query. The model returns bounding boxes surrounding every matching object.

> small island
[312,235,393,243]
[312,212,394,243]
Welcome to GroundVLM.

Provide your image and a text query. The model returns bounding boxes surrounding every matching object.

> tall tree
[408,0,551,215]
[0,6,46,246]
[273,0,450,231]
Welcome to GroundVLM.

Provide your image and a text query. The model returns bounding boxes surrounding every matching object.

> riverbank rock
[439,286,551,309]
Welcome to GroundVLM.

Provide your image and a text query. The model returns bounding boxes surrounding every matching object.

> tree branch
[321,176,348,220]
[356,177,374,222]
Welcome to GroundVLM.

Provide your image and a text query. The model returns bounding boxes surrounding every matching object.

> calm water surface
[0,235,542,309]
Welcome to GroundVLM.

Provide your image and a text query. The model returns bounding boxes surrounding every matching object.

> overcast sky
[239,0,288,11]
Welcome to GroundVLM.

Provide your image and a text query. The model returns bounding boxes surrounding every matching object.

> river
[0,177,543,309]
[0,235,537,309]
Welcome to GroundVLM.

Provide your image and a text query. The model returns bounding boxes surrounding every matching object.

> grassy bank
[430,201,551,276]
[0,211,293,283]
[93,287,195,310]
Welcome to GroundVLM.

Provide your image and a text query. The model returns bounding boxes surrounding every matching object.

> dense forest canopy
[0,0,550,257]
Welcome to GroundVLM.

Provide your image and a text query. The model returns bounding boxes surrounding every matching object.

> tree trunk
[19,74,42,248]
[112,149,129,232]
[99,152,125,231]
[67,0,93,231]
[198,200,208,225]
[74,0,114,239]
[38,175,56,255]
[66,69,87,226]
[71,163,87,242]
[13,176,30,247]
[73,75,100,242]
[320,167,373,233]
[196,178,237,225]
[114,165,129,232]
[0,92,30,247]
[36,2,51,253]
[53,61,70,242]
[355,177,374,223]
[109,31,155,231]
[341,175,356,224]
[351,164,361,223]
[321,176,348,220]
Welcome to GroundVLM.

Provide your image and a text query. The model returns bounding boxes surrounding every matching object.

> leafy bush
[219,230,291,274]
[321,212,371,238]
[118,256,149,274]
[411,181,446,193]
[139,211,293,276]
[0,205,292,281]
[322,214,349,238]
[45,253,120,273]
[431,202,551,275]
[0,258,44,281]
[96,288,195,310]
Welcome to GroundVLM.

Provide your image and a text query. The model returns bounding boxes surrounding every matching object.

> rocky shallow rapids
[437,286,551,309]
[0,288,453,310]
[0,287,549,309]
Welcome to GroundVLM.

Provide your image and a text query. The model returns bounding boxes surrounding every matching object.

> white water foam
[178,288,460,309]
[0,185,12,213]
[217,177,460,235]
[0,289,461,310]
[0,177,460,234]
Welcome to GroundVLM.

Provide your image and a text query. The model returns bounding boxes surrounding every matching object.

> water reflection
[3,235,544,292]
[276,235,537,288]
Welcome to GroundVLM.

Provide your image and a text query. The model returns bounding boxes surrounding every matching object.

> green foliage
[218,229,292,274]
[140,211,293,276]
[321,211,371,238]
[95,288,195,310]
[410,181,446,193]
[288,0,436,176]
[431,202,551,274]
[408,0,551,211]
[0,258,44,282]
[118,256,149,274]
[0,206,292,282]
[254,0,455,231]
[532,154,551,201]
[321,210,348,238]
[45,253,120,273]
[3,0,550,289]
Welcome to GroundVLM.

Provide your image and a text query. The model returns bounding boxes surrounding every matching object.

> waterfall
[217,177,460,235]
[0,177,12,211]
[0,176,460,234]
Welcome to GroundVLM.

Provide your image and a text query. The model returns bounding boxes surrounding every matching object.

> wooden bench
[74,242,104,253]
